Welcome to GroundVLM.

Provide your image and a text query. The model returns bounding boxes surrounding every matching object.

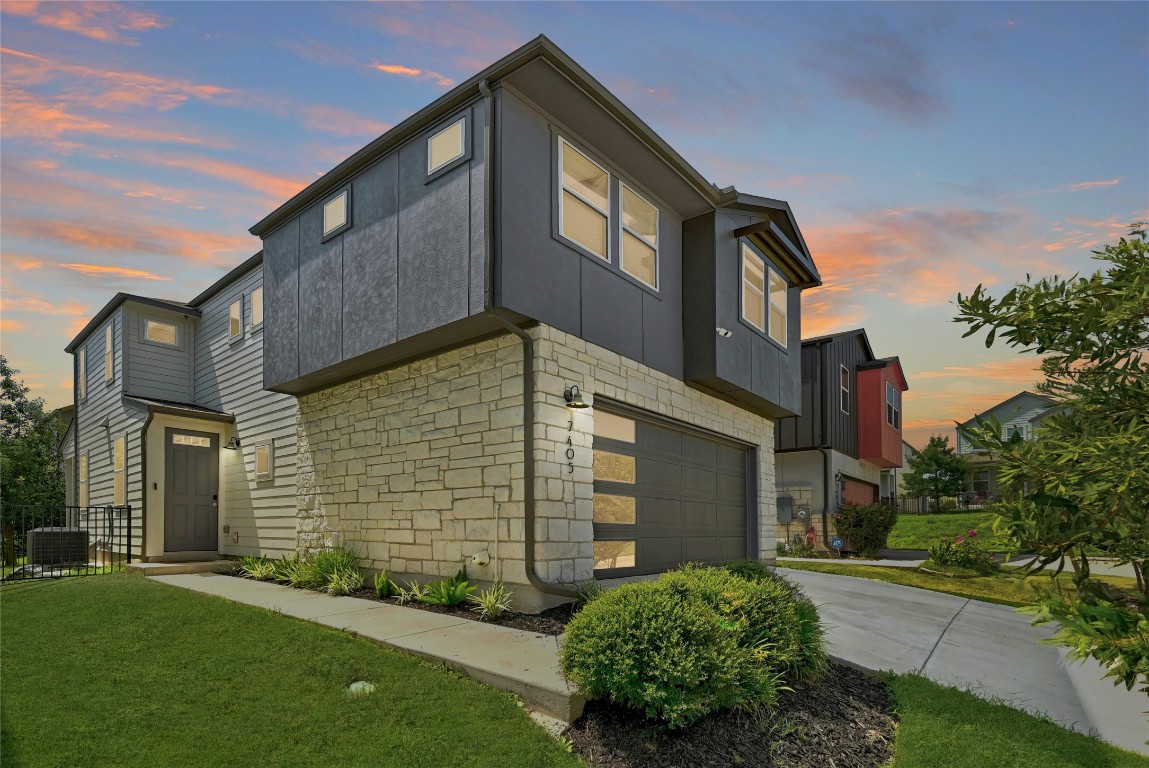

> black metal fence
[1,505,133,581]
[881,495,997,515]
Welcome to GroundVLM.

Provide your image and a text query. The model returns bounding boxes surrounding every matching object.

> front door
[164,429,219,552]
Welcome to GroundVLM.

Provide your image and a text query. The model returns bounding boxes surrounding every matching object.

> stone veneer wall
[295,323,778,609]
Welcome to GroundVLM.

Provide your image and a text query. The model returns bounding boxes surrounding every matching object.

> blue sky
[2,1,1146,447]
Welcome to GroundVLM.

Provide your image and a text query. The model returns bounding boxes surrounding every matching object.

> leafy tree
[901,436,969,505]
[955,225,1148,694]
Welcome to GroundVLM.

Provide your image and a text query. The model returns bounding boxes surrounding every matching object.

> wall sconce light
[716,327,733,338]
[224,437,241,450]
[563,385,589,409]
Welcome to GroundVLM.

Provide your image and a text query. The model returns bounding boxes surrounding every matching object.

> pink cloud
[1,2,168,45]
[371,62,455,88]
[300,105,391,138]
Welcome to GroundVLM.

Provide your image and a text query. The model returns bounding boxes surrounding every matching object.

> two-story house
[64,36,820,610]
[773,329,908,550]
[956,390,1056,499]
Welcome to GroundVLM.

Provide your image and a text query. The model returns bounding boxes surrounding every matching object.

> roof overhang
[858,355,909,390]
[122,395,235,423]
[189,251,263,308]
[65,295,200,353]
[802,328,875,359]
[732,217,820,289]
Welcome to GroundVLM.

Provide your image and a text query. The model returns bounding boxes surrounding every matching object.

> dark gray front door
[592,408,749,577]
[164,428,218,552]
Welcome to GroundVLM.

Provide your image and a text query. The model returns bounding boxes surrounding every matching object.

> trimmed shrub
[724,559,773,582]
[833,503,899,558]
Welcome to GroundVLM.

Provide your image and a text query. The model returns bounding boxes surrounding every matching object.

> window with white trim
[79,453,88,507]
[113,436,126,505]
[322,190,348,237]
[229,298,243,341]
[251,286,264,328]
[254,443,273,481]
[768,268,788,347]
[144,319,178,346]
[886,381,901,430]
[77,347,87,401]
[620,183,658,289]
[741,244,766,333]
[104,324,114,384]
[427,117,466,175]
[559,138,609,260]
[840,365,850,415]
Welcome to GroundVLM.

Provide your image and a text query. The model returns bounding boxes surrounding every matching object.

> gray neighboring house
[956,390,1057,499]
[67,35,821,610]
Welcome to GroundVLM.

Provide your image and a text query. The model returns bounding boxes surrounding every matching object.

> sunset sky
[2,1,1146,448]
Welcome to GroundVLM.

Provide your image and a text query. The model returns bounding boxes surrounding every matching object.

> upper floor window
[77,347,87,401]
[229,298,243,341]
[620,183,658,290]
[768,268,787,348]
[1007,424,1026,441]
[741,245,766,333]
[104,324,114,384]
[886,381,901,430]
[840,365,850,414]
[322,189,349,238]
[144,319,178,346]
[251,287,264,328]
[559,138,609,260]
[427,117,466,175]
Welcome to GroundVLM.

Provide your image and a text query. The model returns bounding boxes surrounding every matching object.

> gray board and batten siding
[775,331,873,457]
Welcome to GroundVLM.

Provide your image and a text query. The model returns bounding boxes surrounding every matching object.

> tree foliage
[901,435,969,500]
[955,225,1148,693]
[1,356,66,512]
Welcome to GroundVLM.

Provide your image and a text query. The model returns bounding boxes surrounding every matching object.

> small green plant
[324,566,363,596]
[573,579,604,607]
[239,555,277,581]
[272,555,307,585]
[373,570,398,599]
[833,503,899,558]
[419,568,477,606]
[396,580,429,605]
[927,529,998,575]
[470,580,514,619]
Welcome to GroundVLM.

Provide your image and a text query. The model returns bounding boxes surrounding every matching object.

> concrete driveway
[778,567,1148,755]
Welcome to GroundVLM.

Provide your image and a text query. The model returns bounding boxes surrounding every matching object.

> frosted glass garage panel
[593,411,635,443]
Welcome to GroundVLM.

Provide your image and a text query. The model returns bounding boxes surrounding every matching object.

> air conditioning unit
[27,527,89,566]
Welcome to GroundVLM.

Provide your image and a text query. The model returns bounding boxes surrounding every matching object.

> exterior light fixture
[224,437,241,450]
[716,327,733,338]
[564,385,589,409]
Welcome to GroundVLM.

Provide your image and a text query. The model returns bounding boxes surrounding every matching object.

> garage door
[591,407,749,577]
[842,477,877,506]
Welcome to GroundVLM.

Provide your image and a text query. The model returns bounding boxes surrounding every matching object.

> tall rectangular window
[229,299,243,340]
[741,244,766,333]
[886,382,901,430]
[255,443,273,481]
[251,286,264,328]
[79,453,88,507]
[768,269,788,347]
[78,348,87,401]
[559,138,609,260]
[620,183,658,289]
[427,117,466,174]
[113,436,126,505]
[104,324,114,384]
[840,365,850,414]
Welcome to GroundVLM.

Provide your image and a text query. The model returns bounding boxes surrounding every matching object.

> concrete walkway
[147,573,585,723]
[779,567,1148,755]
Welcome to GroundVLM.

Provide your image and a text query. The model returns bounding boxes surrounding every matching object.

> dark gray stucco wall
[495,87,685,379]
[260,99,488,392]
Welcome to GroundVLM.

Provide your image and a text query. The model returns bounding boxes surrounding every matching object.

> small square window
[145,319,178,346]
[255,443,273,480]
[323,190,348,237]
[427,117,466,175]
[229,299,243,340]
[251,287,264,328]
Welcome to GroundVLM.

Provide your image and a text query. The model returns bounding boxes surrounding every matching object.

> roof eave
[65,294,200,353]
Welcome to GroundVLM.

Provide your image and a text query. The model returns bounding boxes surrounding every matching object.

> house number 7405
[566,419,575,473]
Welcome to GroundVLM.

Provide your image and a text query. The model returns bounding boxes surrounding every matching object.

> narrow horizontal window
[559,138,609,259]
[172,434,210,448]
[593,494,636,524]
[255,443,273,480]
[768,267,787,347]
[145,319,178,346]
[592,450,636,484]
[251,286,264,328]
[620,183,658,289]
[741,244,766,333]
[229,299,243,340]
[593,540,636,570]
[593,411,635,443]
[104,324,114,384]
[322,190,348,236]
[427,117,466,175]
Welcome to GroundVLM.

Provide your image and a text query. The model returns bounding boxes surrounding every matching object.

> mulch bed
[564,663,896,768]
[346,586,577,635]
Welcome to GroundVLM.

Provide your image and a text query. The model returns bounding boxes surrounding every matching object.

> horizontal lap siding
[194,265,299,557]
[123,306,193,403]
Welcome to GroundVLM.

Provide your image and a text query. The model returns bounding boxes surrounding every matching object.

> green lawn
[888,511,1009,551]
[779,559,1141,607]
[0,574,578,768]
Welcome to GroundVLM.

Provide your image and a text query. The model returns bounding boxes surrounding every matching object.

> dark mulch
[346,586,577,635]
[564,663,896,768]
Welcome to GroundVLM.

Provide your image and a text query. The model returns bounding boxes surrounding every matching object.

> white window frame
[250,286,264,330]
[229,298,243,342]
[143,318,180,347]
[254,442,273,481]
[104,324,114,384]
[558,136,611,262]
[619,181,659,290]
[767,266,788,348]
[740,244,766,333]
[322,189,349,238]
[77,347,87,402]
[886,381,901,430]
[113,435,126,506]
[79,453,89,507]
[840,365,851,415]
[426,117,467,175]
[1007,424,1026,441]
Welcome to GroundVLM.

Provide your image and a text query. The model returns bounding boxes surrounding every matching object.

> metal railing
[881,495,997,515]
[1,505,133,581]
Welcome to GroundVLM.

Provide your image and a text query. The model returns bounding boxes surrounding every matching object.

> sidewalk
[147,573,585,723]
[779,567,1148,755]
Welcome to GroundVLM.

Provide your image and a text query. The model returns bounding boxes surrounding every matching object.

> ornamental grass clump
[926,529,998,575]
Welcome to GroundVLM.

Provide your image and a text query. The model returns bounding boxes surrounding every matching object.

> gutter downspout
[138,411,154,563]
[818,446,833,549]
[477,78,576,599]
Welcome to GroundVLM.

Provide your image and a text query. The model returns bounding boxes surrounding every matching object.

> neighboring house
[887,440,917,499]
[957,391,1056,499]
[773,329,908,550]
[67,36,821,610]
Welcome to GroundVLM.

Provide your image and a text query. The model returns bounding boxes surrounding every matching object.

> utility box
[27,527,89,566]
